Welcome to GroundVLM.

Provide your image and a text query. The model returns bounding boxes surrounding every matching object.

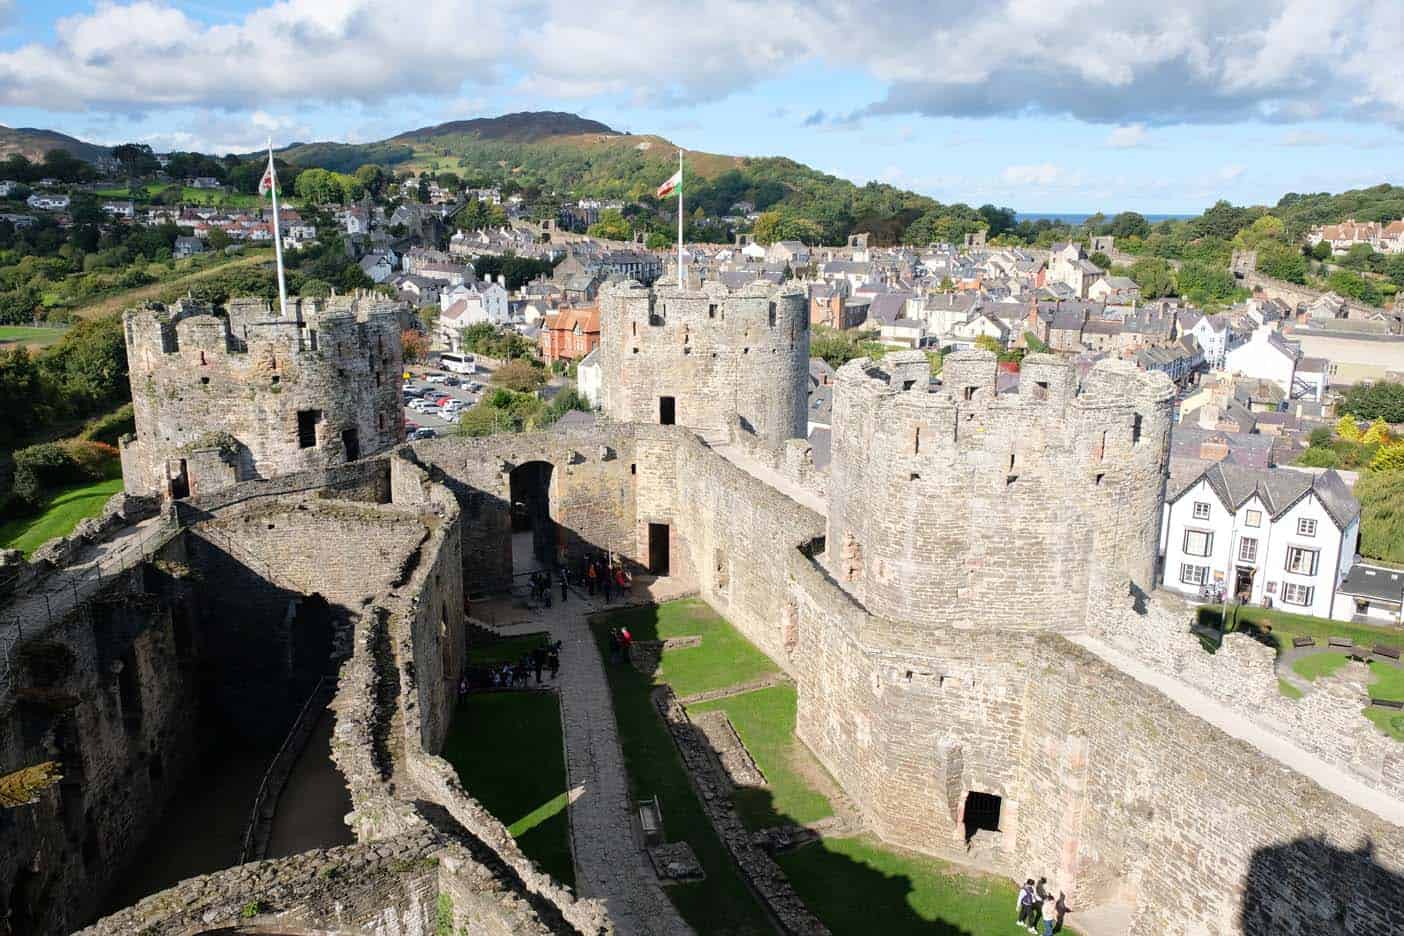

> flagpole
[267,139,289,319]
[677,149,684,289]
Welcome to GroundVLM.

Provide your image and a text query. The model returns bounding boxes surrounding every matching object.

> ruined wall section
[121,294,404,499]
[600,281,809,447]
[1,545,203,936]
[826,349,1171,635]
[410,424,641,595]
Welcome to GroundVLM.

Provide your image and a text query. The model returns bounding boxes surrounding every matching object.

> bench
[1292,636,1316,649]
[1373,644,1402,661]
[638,796,664,846]
[1328,636,1354,649]
[1371,698,1404,710]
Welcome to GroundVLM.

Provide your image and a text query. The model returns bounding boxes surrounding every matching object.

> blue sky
[1,0,1400,214]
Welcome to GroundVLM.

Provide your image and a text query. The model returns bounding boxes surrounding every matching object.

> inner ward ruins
[2,279,1403,936]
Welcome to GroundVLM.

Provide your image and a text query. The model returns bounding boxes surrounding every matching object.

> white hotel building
[1160,463,1360,620]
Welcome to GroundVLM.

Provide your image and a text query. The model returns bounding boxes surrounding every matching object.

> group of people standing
[1016,877,1068,934]
[583,554,630,602]
[458,639,563,695]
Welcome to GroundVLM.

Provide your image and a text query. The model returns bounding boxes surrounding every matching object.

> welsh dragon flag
[656,169,681,199]
[258,156,277,197]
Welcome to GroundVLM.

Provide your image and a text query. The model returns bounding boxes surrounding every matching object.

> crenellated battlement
[599,279,810,446]
[120,294,406,501]
[827,348,1174,633]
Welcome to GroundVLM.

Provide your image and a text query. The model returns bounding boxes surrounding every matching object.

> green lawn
[1367,661,1404,702]
[1200,605,1404,654]
[780,836,1067,936]
[689,685,834,829]
[1279,679,1304,700]
[589,611,776,935]
[606,597,779,697]
[0,478,124,556]
[0,325,69,349]
[1291,652,1351,682]
[439,691,574,889]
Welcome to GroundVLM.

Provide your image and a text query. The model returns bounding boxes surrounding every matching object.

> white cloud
[0,1,1401,130]
[1001,163,1072,187]
[1105,124,1149,148]
[1218,164,1245,182]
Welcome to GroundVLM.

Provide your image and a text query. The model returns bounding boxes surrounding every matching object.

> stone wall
[121,294,405,500]
[1231,249,1399,331]
[1,550,202,936]
[599,280,810,446]
[826,349,1172,634]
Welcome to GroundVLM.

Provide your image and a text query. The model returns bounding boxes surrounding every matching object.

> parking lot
[403,359,497,440]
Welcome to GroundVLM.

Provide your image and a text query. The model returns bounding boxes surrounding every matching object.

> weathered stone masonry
[120,294,404,500]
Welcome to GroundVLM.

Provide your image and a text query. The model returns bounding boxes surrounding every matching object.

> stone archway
[508,460,556,574]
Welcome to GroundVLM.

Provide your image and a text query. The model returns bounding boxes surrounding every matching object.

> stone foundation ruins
[4,281,1404,936]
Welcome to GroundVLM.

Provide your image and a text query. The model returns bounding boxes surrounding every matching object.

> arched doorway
[509,461,556,575]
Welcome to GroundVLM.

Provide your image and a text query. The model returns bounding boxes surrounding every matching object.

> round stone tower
[120,294,405,500]
[826,349,1173,634]
[598,279,810,447]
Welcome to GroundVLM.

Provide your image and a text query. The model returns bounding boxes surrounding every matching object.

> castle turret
[599,279,809,447]
[120,293,406,500]
[826,349,1173,634]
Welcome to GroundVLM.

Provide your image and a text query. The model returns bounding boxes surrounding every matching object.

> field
[65,249,273,320]
[92,183,287,210]
[0,477,124,556]
[0,325,69,350]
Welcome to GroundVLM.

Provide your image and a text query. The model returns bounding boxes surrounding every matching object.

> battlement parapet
[600,280,810,447]
[827,350,1172,632]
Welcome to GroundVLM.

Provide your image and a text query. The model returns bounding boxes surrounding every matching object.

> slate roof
[1167,463,1359,530]
[866,293,912,327]
[1337,564,1404,605]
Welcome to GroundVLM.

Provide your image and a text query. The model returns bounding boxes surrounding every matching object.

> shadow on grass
[440,690,575,890]
[590,601,1034,936]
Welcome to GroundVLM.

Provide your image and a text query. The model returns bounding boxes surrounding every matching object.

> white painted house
[1161,463,1360,620]
[1184,313,1240,370]
[1224,324,1299,397]
[576,348,602,409]
[1333,563,1404,625]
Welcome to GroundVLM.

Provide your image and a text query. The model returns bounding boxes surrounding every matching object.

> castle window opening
[910,472,921,481]
[708,303,717,319]
[308,329,319,351]
[271,375,280,385]
[342,428,361,462]
[199,351,207,365]
[298,409,322,449]
[1095,472,1105,486]
[963,791,1002,840]
[963,386,975,401]
[768,302,777,327]
[659,396,676,426]
[913,425,921,455]
[200,376,210,386]
[1132,412,1143,444]
[1097,430,1107,461]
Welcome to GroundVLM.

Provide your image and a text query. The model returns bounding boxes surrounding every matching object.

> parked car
[409,400,437,413]
[443,376,460,387]
[413,427,438,440]
[424,373,447,384]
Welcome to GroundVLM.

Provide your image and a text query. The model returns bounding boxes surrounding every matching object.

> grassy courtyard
[1286,651,1404,741]
[440,690,574,889]
[0,477,124,556]
[594,597,1078,936]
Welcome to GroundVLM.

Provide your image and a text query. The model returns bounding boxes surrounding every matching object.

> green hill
[0,125,110,164]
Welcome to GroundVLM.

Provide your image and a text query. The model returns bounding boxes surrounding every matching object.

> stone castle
[120,293,405,500]
[3,277,1403,936]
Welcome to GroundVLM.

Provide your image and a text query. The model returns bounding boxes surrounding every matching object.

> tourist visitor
[1017,880,1037,929]
[602,564,613,602]
[532,646,547,684]
[1029,877,1051,932]
[1053,891,1069,932]
[608,629,621,663]
[586,559,598,595]
[548,647,561,680]
[559,566,569,602]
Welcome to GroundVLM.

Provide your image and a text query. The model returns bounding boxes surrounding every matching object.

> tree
[1308,426,1334,448]
[206,228,231,251]
[401,329,431,363]
[491,359,546,393]
[1311,240,1333,261]
[645,231,670,250]
[299,277,332,298]
[1255,244,1307,284]
[1362,418,1393,446]
[587,208,631,241]
[1370,442,1404,474]
[1341,382,1404,423]
[1336,414,1362,441]
[1107,211,1150,239]
[1355,470,1404,563]
[1126,258,1177,298]
[974,334,1002,354]
[1296,446,1340,468]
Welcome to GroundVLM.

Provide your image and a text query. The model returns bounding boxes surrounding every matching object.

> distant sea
[1015,212,1195,225]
